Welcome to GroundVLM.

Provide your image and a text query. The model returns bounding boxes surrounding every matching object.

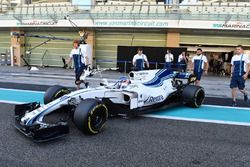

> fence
[96,59,188,73]
[0,3,250,22]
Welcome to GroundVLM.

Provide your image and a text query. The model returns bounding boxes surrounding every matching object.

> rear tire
[44,85,71,104]
[74,99,108,135]
[182,85,205,108]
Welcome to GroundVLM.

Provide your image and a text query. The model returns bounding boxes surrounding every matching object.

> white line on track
[144,114,250,127]
[0,100,23,104]
[203,104,250,110]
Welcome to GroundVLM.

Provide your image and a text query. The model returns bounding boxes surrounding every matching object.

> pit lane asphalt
[2,102,250,167]
[1,65,250,98]
[1,67,250,166]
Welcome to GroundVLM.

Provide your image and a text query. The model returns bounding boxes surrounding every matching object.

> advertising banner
[0,18,249,31]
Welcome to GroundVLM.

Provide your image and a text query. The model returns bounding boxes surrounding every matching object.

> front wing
[14,102,69,142]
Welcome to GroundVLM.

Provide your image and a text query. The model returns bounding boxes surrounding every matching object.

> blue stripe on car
[26,96,71,125]
[26,89,88,126]
[143,69,176,87]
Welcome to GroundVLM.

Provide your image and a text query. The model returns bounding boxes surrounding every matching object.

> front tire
[44,85,71,104]
[182,85,205,108]
[74,99,108,135]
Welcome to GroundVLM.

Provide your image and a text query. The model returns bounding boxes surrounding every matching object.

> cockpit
[115,76,131,89]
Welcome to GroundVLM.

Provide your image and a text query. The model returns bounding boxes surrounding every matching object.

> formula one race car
[14,69,205,142]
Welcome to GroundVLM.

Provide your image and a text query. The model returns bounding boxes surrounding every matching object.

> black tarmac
[2,103,250,167]
[1,66,250,167]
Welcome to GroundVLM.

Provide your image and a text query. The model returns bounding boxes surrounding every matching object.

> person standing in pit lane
[132,48,149,71]
[66,40,89,89]
[230,45,250,107]
[178,51,188,72]
[192,48,209,86]
[164,49,174,70]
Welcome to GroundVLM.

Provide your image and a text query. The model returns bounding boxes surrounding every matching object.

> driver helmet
[119,76,130,89]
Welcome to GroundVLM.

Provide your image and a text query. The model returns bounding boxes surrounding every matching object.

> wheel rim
[195,89,205,106]
[90,105,108,132]
[54,89,70,100]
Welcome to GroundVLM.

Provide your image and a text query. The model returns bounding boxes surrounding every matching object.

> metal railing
[96,59,188,73]
[0,4,250,22]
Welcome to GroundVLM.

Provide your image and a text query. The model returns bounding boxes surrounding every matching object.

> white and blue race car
[14,69,205,142]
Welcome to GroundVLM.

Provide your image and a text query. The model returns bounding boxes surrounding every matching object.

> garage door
[180,34,250,46]
[0,31,10,54]
[25,31,79,67]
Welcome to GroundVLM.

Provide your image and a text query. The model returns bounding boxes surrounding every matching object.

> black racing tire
[74,99,108,135]
[44,85,71,104]
[182,85,205,108]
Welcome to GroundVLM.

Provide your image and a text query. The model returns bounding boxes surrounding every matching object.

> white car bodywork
[15,69,203,141]
[20,69,187,126]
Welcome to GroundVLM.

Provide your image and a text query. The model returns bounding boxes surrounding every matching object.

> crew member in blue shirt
[192,48,208,86]
[132,48,149,71]
[67,40,89,89]
[164,49,174,70]
[230,45,250,106]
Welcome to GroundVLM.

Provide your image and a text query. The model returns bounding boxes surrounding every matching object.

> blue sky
[72,0,91,5]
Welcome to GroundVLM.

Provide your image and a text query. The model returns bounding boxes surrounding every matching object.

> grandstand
[0,0,249,69]
[0,0,248,21]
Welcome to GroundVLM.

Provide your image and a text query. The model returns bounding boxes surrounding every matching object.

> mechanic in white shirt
[66,40,89,89]
[192,48,208,86]
[164,49,174,69]
[132,48,149,71]
[230,45,250,106]
[178,51,188,72]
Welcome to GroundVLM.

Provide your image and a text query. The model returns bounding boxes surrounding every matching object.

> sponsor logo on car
[144,95,164,104]
[135,72,149,76]
[128,84,139,89]
[138,100,144,103]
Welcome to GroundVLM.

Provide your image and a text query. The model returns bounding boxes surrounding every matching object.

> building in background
[0,0,250,70]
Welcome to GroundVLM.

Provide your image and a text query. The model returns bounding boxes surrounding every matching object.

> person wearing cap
[191,48,208,86]
[164,49,174,70]
[132,48,149,71]
[67,40,89,89]
[230,45,250,107]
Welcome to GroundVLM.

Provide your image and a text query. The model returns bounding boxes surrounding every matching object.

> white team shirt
[192,54,208,69]
[231,54,250,72]
[132,54,148,67]
[178,54,186,63]
[165,53,173,63]
[69,48,86,64]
